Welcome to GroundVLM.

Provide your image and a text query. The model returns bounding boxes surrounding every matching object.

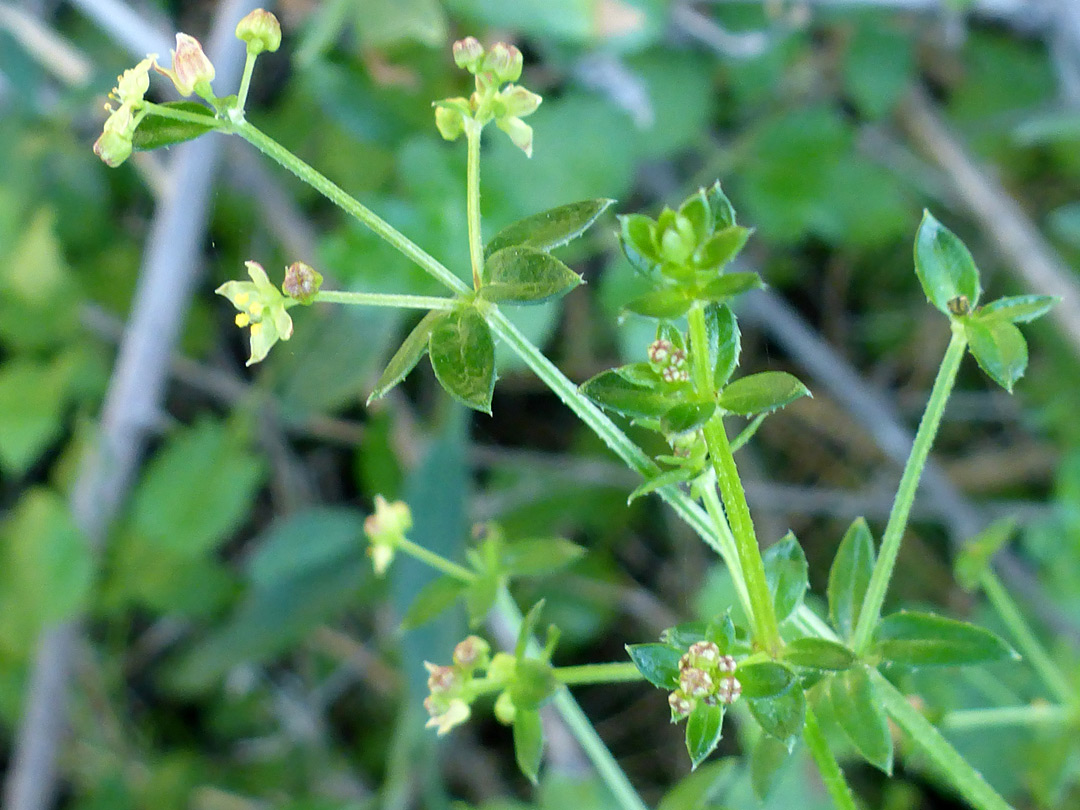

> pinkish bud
[156,33,215,97]
[424,662,459,694]
[647,339,672,364]
[282,261,322,304]
[484,42,522,83]
[453,635,490,669]
[688,641,720,664]
[679,667,713,698]
[668,690,693,720]
[717,655,737,673]
[717,676,741,705]
[452,37,484,71]
[236,8,281,55]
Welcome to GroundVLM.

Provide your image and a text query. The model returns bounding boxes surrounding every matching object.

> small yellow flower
[363,495,412,576]
[424,697,471,736]
[216,261,294,365]
[94,55,156,167]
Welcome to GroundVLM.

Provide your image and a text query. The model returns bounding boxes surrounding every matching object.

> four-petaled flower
[216,261,294,366]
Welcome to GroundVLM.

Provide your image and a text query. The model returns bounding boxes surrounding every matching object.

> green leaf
[613,361,661,388]
[626,643,683,689]
[628,466,697,504]
[132,102,217,151]
[485,198,614,257]
[246,508,365,589]
[698,271,763,302]
[658,760,737,810]
[718,371,810,416]
[580,370,674,418]
[480,246,583,305]
[401,575,467,630]
[500,537,585,578]
[751,734,792,801]
[618,213,662,274]
[661,622,710,650]
[829,666,893,774]
[965,318,1028,392]
[623,287,693,319]
[428,307,496,413]
[955,519,1015,592]
[463,573,499,626]
[0,355,75,474]
[827,517,876,641]
[662,401,716,435]
[510,659,558,710]
[762,533,809,623]
[129,419,263,556]
[747,688,806,749]
[695,227,752,270]
[783,638,856,670]
[515,600,546,660]
[914,210,982,315]
[368,310,445,403]
[977,294,1057,324]
[685,701,725,769]
[704,303,741,389]
[872,611,1017,667]
[705,181,737,229]
[512,708,545,784]
[679,188,713,243]
[736,660,796,698]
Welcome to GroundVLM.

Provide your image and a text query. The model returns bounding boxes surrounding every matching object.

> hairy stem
[694,476,755,624]
[313,291,458,310]
[851,327,967,653]
[803,704,859,810]
[688,304,779,651]
[465,120,485,290]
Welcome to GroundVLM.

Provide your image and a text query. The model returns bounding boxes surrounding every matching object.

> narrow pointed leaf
[132,102,216,151]
[695,227,752,270]
[580,370,674,418]
[626,642,682,689]
[751,735,792,801]
[698,271,763,301]
[736,660,796,698]
[628,466,697,504]
[718,371,809,416]
[368,310,445,403]
[914,211,982,315]
[480,246,583,304]
[830,666,893,774]
[401,575,467,630]
[614,361,661,388]
[955,519,1015,592]
[978,294,1057,324]
[747,688,805,749]
[705,181,737,229]
[512,708,545,784]
[965,318,1028,392]
[783,637,856,670]
[679,189,713,242]
[499,537,585,578]
[762,533,809,623]
[872,611,1017,667]
[485,198,614,257]
[463,573,499,626]
[685,701,725,769]
[705,304,741,388]
[828,517,876,640]
[623,287,693,319]
[661,401,716,435]
[428,307,496,413]
[618,213,662,274]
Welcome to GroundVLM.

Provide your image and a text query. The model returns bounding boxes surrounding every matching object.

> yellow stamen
[235,292,251,306]
[250,322,264,336]
[235,313,251,327]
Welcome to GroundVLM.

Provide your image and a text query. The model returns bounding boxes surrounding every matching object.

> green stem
[870,668,1015,810]
[235,51,258,113]
[851,327,967,654]
[687,304,779,652]
[465,120,484,290]
[313,291,458,310]
[396,537,475,582]
[142,101,225,129]
[979,570,1074,705]
[694,476,755,625]
[495,590,649,810]
[233,121,468,296]
[555,663,644,686]
[941,703,1073,732]
[803,704,859,810]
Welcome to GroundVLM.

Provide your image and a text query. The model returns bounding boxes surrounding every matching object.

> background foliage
[2,0,1080,807]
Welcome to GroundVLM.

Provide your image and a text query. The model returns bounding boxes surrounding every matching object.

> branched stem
[851,327,967,653]
[803,704,859,810]
[465,119,485,290]
[314,291,457,310]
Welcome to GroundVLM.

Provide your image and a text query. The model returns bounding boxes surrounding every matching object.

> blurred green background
[2,0,1080,807]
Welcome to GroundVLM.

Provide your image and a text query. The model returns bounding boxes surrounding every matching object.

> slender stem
[233,121,468,295]
[465,120,485,290]
[555,663,644,686]
[730,413,767,453]
[495,590,649,810]
[941,703,1073,731]
[686,304,779,651]
[142,101,225,129]
[313,291,458,310]
[235,51,258,113]
[851,327,968,653]
[870,669,1015,810]
[396,537,476,582]
[803,704,859,810]
[695,476,755,625]
[980,570,1074,705]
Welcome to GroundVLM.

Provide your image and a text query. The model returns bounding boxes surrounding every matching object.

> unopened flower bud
[453,635,490,670]
[156,33,215,97]
[717,676,741,705]
[648,339,672,365]
[668,690,693,720]
[494,690,517,725]
[688,641,720,664]
[669,348,687,368]
[236,9,281,55]
[485,42,522,83]
[679,667,713,698]
[453,37,484,72]
[717,654,737,673]
[282,261,322,305]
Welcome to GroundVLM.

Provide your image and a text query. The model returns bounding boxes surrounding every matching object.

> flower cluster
[93,56,156,167]
[434,38,542,157]
[648,338,690,384]
[362,496,413,576]
[423,636,491,735]
[667,641,741,722]
[216,261,296,366]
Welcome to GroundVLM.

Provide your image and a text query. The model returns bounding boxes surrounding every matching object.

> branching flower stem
[395,537,476,582]
[465,119,485,290]
[851,326,968,653]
